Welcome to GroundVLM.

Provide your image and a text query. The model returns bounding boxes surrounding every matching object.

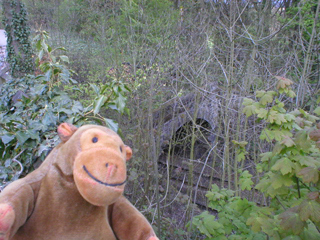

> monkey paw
[0,204,15,240]
[147,237,159,240]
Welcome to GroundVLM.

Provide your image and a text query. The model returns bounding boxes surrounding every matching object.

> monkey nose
[105,163,117,178]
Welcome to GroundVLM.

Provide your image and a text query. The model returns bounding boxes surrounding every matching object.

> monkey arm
[109,196,159,240]
[0,178,39,240]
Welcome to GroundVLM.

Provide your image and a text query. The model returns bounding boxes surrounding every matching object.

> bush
[0,31,130,190]
[189,77,320,239]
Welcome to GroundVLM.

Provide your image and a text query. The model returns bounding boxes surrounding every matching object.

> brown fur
[0,124,159,240]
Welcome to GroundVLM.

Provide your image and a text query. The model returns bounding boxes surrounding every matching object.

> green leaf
[256,90,266,98]
[313,107,320,116]
[279,206,306,235]
[247,216,263,232]
[260,152,273,162]
[299,199,320,222]
[16,131,30,145]
[300,222,320,239]
[259,91,275,105]
[256,108,268,119]
[294,156,319,168]
[280,136,295,147]
[93,96,107,115]
[297,167,319,184]
[243,104,257,117]
[1,135,15,144]
[271,157,295,175]
[114,94,126,113]
[275,76,293,89]
[295,130,312,150]
[105,118,118,132]
[275,113,287,125]
[239,170,254,190]
[42,112,57,126]
[5,159,12,168]
[242,98,255,106]
[282,236,301,240]
[59,55,69,63]
[90,84,100,95]
[72,101,83,113]
[271,173,294,189]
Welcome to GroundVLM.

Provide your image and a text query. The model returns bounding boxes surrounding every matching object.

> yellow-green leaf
[259,91,275,105]
[271,173,294,189]
[243,104,256,117]
[280,136,295,147]
[256,108,268,119]
[271,157,295,175]
[275,76,293,89]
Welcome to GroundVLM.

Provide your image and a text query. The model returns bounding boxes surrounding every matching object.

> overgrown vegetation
[1,0,320,239]
[189,78,320,239]
[0,30,129,189]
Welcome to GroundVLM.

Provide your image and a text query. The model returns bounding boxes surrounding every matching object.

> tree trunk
[2,0,34,78]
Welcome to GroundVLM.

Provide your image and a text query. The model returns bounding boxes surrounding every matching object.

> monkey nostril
[105,163,109,168]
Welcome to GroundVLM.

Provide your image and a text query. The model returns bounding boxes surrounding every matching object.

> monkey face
[72,127,132,206]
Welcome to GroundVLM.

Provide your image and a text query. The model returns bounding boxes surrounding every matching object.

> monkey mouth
[83,165,126,187]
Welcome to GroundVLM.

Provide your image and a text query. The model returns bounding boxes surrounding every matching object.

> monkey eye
[92,137,98,143]
[120,146,123,153]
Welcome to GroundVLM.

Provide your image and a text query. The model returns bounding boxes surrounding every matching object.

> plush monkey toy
[0,123,159,240]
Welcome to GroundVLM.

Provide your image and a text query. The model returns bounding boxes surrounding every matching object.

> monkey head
[57,123,132,206]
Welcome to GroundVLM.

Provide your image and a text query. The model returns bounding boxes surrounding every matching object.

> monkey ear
[57,123,78,143]
[125,145,132,161]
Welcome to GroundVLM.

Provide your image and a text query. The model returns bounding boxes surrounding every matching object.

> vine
[2,0,34,77]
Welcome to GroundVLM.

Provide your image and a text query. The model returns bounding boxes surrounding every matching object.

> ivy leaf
[15,131,29,145]
[271,157,295,175]
[314,107,320,116]
[37,144,51,157]
[297,167,319,184]
[298,199,320,222]
[1,135,15,144]
[279,206,306,235]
